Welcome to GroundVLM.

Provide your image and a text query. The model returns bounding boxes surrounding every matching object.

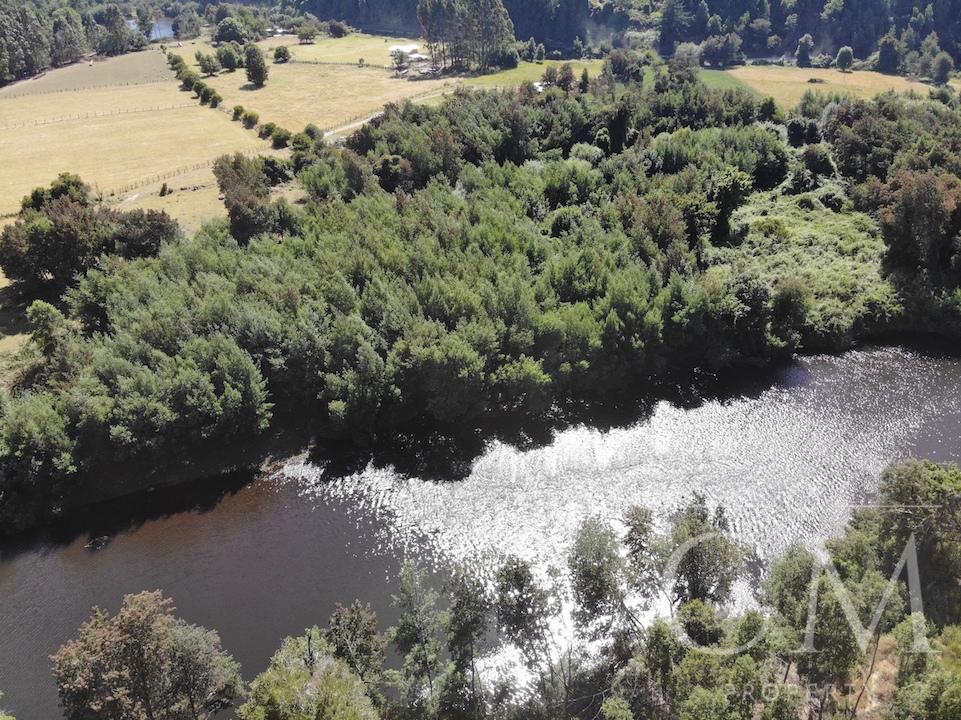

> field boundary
[0,78,174,101]
[289,59,393,70]
[0,104,198,131]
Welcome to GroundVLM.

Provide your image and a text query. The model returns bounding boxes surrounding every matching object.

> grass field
[464,59,604,87]
[0,48,172,98]
[697,68,757,95]
[198,62,453,132]
[182,33,422,69]
[0,79,268,215]
[714,65,933,109]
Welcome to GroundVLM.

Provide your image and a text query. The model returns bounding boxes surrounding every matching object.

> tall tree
[244,43,268,86]
[52,591,243,720]
[50,7,85,66]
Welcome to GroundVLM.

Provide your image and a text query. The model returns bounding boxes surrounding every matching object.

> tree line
[7,458,959,720]
[298,0,961,73]
[417,0,516,69]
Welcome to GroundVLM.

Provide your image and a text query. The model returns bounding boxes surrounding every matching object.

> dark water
[2,347,960,719]
[125,17,175,41]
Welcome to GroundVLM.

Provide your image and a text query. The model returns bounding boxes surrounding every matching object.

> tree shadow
[0,283,33,340]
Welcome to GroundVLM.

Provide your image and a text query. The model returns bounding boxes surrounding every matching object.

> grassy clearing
[697,68,758,95]
[464,59,604,87]
[710,188,900,344]
[183,33,422,69]
[0,80,193,126]
[286,34,422,66]
[721,65,933,109]
[0,84,268,214]
[0,49,172,97]
[200,62,454,131]
[118,167,226,236]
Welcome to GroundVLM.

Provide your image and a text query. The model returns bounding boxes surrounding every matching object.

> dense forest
[1,49,960,532]
[5,458,960,719]
[0,0,313,86]
[299,0,961,72]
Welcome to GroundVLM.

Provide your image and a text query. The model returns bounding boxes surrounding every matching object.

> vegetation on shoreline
[2,49,961,532]
[32,459,961,720]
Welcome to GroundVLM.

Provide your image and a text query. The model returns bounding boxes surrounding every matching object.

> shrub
[836,46,854,71]
[272,127,292,148]
[274,45,291,63]
[327,19,349,38]
[258,122,277,139]
[232,105,245,121]
[209,92,222,108]
[242,110,259,129]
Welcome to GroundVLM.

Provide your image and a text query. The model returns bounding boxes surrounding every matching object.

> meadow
[193,60,454,132]
[0,78,268,216]
[463,59,605,87]
[703,64,934,109]
[0,48,172,97]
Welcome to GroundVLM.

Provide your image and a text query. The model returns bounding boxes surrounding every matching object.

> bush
[327,19,349,38]
[242,110,259,129]
[258,122,277,139]
[274,45,291,63]
[209,92,222,108]
[232,105,245,121]
[272,127,292,148]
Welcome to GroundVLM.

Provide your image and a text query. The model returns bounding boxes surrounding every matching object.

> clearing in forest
[194,60,453,132]
[715,65,934,109]
[464,59,604,87]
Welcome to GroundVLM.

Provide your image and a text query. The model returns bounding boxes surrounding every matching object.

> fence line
[0,77,175,101]
[0,103,198,131]
[289,59,393,71]
[104,147,264,198]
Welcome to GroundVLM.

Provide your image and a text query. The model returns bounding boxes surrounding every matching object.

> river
[1,347,959,718]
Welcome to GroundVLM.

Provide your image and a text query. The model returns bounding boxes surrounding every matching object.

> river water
[1,347,960,718]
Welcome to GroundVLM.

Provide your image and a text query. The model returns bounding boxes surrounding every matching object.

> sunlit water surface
[1,347,959,718]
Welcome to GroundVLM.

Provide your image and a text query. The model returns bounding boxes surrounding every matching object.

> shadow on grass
[0,283,32,341]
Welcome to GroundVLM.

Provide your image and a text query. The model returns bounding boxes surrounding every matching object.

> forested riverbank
[3,51,961,533]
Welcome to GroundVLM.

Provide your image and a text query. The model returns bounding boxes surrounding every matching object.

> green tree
[215,17,247,44]
[197,53,221,76]
[933,51,954,83]
[660,496,744,607]
[836,45,854,71]
[52,591,242,720]
[244,43,268,86]
[136,7,153,39]
[173,8,201,39]
[324,601,386,690]
[877,33,901,73]
[274,45,291,63]
[569,516,629,634]
[795,33,814,67]
[50,8,85,66]
[389,563,442,702]
[238,628,377,720]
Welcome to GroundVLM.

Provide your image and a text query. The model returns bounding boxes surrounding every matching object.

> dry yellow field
[179,33,424,69]
[0,80,269,215]
[0,48,172,98]
[724,65,933,109]
[199,62,454,132]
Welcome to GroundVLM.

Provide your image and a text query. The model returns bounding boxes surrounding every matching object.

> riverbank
[3,346,961,719]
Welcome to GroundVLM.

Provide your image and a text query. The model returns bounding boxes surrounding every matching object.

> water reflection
[1,346,960,718]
